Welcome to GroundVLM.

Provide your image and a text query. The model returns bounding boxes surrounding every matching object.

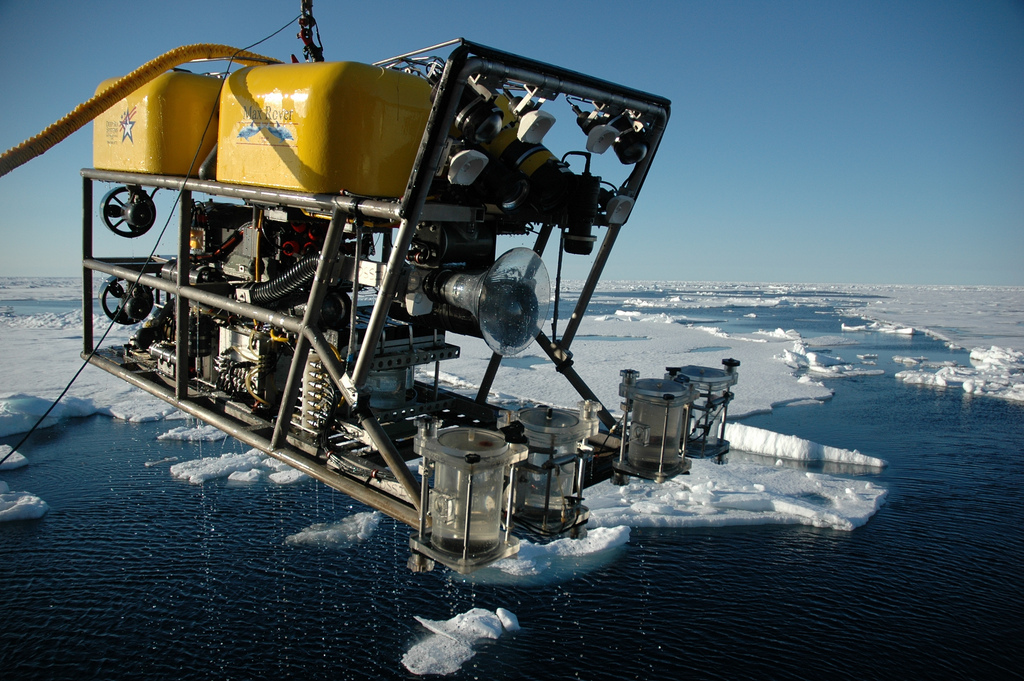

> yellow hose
[0,43,281,178]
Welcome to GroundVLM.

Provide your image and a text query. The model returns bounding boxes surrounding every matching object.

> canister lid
[517,407,580,434]
[437,428,507,458]
[632,378,691,399]
[672,365,737,389]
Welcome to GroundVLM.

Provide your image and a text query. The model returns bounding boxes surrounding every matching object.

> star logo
[119,106,137,143]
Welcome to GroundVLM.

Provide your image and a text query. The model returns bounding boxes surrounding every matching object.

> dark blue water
[3,290,1023,679]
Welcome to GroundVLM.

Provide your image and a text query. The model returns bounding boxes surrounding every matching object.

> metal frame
[81,40,671,541]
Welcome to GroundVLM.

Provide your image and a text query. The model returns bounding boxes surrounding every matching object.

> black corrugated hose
[249,253,319,305]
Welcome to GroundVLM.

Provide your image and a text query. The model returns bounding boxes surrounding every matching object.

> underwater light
[429,247,550,356]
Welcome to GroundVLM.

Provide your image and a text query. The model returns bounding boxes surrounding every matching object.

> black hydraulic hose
[248,253,319,305]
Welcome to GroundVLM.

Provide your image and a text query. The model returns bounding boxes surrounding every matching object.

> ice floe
[143,456,179,468]
[895,345,1024,402]
[403,607,519,676]
[0,480,48,521]
[285,512,383,548]
[474,526,632,582]
[725,423,887,467]
[778,342,886,378]
[0,394,98,438]
[157,424,230,442]
[0,444,28,470]
[169,449,308,485]
[585,459,886,532]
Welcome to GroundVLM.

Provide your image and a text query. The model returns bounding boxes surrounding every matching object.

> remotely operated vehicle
[3,4,739,573]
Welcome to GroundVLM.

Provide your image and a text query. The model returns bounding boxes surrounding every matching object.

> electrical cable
[0,15,300,469]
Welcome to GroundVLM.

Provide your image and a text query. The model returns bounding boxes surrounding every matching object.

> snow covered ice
[285,512,383,548]
[168,449,309,485]
[586,460,886,532]
[725,423,887,467]
[895,346,1024,402]
[157,424,229,442]
[0,444,28,470]
[0,479,48,521]
[402,607,520,676]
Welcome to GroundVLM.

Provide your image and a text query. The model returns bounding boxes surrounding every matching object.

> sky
[0,0,1021,285]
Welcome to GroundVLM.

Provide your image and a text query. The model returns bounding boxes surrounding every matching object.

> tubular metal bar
[82,177,93,355]
[357,409,422,511]
[270,207,346,449]
[350,48,474,390]
[304,328,348,396]
[474,354,503,404]
[272,332,311,450]
[461,472,474,562]
[349,215,418,389]
[175,190,191,399]
[536,331,617,430]
[560,223,621,348]
[461,56,668,121]
[84,352,421,528]
[372,38,464,67]
[82,259,306,334]
[79,169,476,224]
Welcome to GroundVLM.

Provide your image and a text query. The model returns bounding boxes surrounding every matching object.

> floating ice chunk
[782,344,884,378]
[171,449,309,484]
[157,424,230,442]
[143,456,179,468]
[402,631,474,676]
[586,459,886,531]
[970,346,1024,367]
[857,354,878,360]
[269,469,306,484]
[876,324,915,335]
[0,394,98,437]
[755,328,800,340]
[495,608,519,632]
[0,481,49,521]
[0,445,28,469]
[228,469,261,482]
[726,423,887,467]
[415,608,505,641]
[285,512,382,547]
[806,351,846,367]
[895,345,1024,402]
[170,449,270,484]
[482,526,631,579]
[841,323,867,331]
[403,607,519,676]
[893,356,929,366]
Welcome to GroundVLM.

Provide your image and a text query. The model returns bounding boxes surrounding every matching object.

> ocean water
[2,287,1023,680]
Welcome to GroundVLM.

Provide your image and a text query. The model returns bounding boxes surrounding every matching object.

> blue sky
[1,0,1021,284]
